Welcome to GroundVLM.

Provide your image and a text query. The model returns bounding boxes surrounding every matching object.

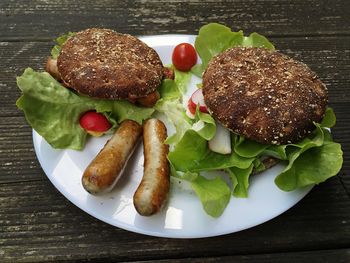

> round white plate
[33,35,312,238]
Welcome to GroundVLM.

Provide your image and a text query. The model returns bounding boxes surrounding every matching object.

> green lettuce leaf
[191,175,231,217]
[191,64,205,78]
[17,69,93,149]
[194,23,275,70]
[51,32,76,59]
[168,130,207,170]
[275,142,343,191]
[233,136,268,158]
[158,79,181,100]
[195,23,244,69]
[227,164,254,198]
[274,124,343,191]
[155,99,192,145]
[170,162,199,181]
[262,109,335,161]
[168,130,254,172]
[192,108,216,141]
[323,128,334,142]
[106,100,154,124]
[16,68,153,150]
[173,67,192,94]
[155,65,193,145]
[242,32,275,50]
[320,107,336,128]
[253,158,266,174]
[262,145,288,160]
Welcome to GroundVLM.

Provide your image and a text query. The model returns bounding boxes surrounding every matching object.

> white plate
[33,35,312,238]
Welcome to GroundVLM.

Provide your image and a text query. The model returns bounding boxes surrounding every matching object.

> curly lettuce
[194,23,275,75]
[50,32,76,59]
[16,68,154,150]
[168,106,342,216]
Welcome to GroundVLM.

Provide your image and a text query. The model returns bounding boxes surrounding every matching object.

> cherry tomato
[79,111,111,136]
[172,43,197,71]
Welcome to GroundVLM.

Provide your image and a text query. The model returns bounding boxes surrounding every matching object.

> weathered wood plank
[331,103,350,197]
[1,36,349,118]
[125,249,350,263]
[0,0,349,262]
[0,175,349,262]
[0,0,349,40]
[0,116,45,183]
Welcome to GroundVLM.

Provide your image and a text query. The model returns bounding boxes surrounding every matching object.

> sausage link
[133,119,170,216]
[136,91,160,107]
[133,66,175,107]
[82,120,142,194]
[45,57,62,81]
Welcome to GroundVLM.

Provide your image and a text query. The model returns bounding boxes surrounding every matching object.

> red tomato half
[172,43,198,71]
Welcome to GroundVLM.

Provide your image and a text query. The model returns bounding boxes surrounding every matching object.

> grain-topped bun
[202,47,328,145]
[57,28,163,100]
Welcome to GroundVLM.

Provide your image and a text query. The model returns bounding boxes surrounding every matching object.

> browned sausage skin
[82,120,142,194]
[45,57,62,81]
[133,119,170,216]
[135,67,174,107]
[136,91,160,107]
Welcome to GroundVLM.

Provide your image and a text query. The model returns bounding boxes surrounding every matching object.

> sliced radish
[208,122,232,154]
[79,110,112,137]
[188,89,208,115]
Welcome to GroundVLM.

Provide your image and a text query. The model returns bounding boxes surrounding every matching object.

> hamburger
[16,28,172,150]
[202,47,328,145]
[45,28,168,107]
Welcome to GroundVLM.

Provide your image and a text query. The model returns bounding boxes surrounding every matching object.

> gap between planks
[115,248,350,263]
[1,33,350,43]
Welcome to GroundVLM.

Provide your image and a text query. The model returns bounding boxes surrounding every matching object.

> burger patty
[202,47,328,145]
[57,28,163,100]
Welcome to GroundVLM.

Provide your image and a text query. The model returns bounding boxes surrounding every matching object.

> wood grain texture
[331,103,350,197]
[0,0,349,40]
[125,249,350,263]
[1,176,349,262]
[0,0,349,262]
[0,116,45,184]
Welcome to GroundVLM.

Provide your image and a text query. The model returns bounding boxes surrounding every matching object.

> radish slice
[188,89,208,115]
[79,111,112,136]
[185,107,195,119]
[208,122,232,154]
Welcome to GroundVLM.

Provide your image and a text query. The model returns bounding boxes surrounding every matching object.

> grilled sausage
[136,91,160,107]
[133,119,170,216]
[135,67,174,107]
[45,57,61,81]
[82,120,142,194]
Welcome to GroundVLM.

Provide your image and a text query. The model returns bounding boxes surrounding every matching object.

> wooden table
[1,1,349,262]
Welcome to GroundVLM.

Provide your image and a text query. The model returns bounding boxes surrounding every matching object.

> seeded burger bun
[202,47,328,145]
[57,28,163,100]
